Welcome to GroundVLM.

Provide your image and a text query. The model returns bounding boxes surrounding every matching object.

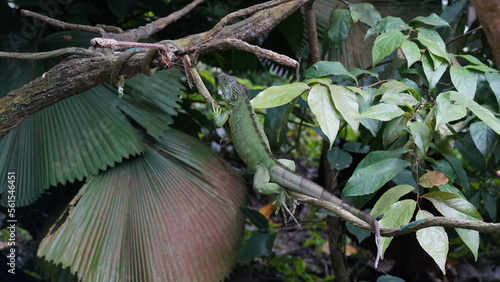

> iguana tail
[270,165,381,267]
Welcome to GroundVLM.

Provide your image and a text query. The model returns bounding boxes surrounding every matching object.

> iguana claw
[275,189,301,228]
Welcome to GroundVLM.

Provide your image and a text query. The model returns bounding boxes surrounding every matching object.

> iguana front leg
[254,160,300,226]
[213,102,229,128]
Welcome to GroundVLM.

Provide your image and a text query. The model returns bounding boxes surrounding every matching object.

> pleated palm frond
[0,88,146,206]
[105,68,184,139]
[0,63,184,207]
[37,129,247,282]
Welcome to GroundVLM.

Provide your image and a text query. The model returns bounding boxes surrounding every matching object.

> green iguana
[215,74,381,267]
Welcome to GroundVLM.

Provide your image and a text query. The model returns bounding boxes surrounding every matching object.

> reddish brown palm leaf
[38,129,247,281]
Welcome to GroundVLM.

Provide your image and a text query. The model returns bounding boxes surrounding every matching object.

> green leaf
[470,121,498,158]
[327,9,353,51]
[38,129,247,281]
[371,185,415,217]
[308,85,340,146]
[376,80,409,97]
[485,72,500,109]
[435,91,467,129]
[450,92,500,135]
[422,52,447,91]
[417,28,449,62]
[357,103,405,121]
[465,65,498,73]
[342,158,411,197]
[376,274,406,282]
[410,13,450,28]
[423,191,482,260]
[419,171,449,188]
[357,147,408,169]
[251,82,308,109]
[455,54,487,66]
[383,116,408,148]
[327,147,352,170]
[416,210,448,274]
[437,183,465,199]
[349,2,381,27]
[481,191,497,221]
[450,65,476,99]
[366,16,410,39]
[304,61,357,83]
[240,207,269,231]
[408,121,431,155]
[329,85,360,132]
[442,153,469,190]
[237,231,276,263]
[401,40,421,68]
[381,92,418,107]
[372,30,407,66]
[379,200,417,258]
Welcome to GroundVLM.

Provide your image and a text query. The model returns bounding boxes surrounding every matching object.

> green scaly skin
[216,74,381,267]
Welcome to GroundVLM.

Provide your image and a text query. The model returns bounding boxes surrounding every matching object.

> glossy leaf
[379,200,417,258]
[366,16,410,39]
[304,61,357,83]
[401,40,421,68]
[485,72,500,109]
[408,121,431,155]
[424,191,482,260]
[410,13,450,28]
[237,231,276,263]
[371,185,415,217]
[435,91,467,129]
[327,9,352,51]
[372,30,407,66]
[329,85,360,132]
[357,103,405,121]
[38,129,247,281]
[450,92,500,135]
[342,158,411,197]
[416,210,448,274]
[422,52,447,91]
[419,171,449,188]
[308,85,340,146]
[357,148,408,169]
[417,28,449,62]
[349,2,381,27]
[251,82,308,109]
[450,65,476,99]
[327,147,352,170]
[470,121,498,158]
[240,207,269,231]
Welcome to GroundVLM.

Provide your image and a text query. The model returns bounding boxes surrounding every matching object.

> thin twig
[0,48,103,60]
[445,25,483,45]
[20,9,106,35]
[201,0,292,43]
[119,0,205,42]
[221,38,298,68]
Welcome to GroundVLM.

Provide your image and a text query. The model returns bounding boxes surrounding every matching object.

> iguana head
[218,74,246,102]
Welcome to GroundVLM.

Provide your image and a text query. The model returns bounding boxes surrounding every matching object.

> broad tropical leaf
[0,88,145,206]
[38,129,247,281]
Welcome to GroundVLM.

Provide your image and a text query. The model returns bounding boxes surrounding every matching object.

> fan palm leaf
[38,129,247,281]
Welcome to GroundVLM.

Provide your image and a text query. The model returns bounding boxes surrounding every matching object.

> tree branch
[289,191,500,236]
[0,0,313,140]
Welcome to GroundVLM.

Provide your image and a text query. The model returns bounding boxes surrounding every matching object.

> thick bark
[470,0,500,68]
[0,0,312,139]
